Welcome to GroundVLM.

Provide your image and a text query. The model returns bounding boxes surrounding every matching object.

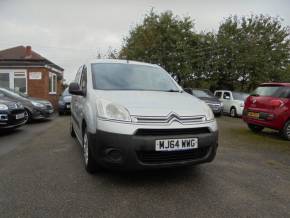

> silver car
[69,59,218,173]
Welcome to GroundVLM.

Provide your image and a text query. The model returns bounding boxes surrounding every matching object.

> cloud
[0,0,289,82]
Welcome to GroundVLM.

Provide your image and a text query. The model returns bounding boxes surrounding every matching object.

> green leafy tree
[120,10,197,85]
[215,15,290,91]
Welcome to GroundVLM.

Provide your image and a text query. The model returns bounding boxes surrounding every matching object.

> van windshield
[91,63,179,91]
[252,86,290,98]
[0,88,27,100]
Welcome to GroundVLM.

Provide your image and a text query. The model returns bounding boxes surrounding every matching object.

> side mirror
[184,88,193,95]
[69,82,83,96]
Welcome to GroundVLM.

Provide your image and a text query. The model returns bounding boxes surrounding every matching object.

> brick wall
[27,67,63,109]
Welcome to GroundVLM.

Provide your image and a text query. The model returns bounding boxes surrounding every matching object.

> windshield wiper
[164,89,182,92]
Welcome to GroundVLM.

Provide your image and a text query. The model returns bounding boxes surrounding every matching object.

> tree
[215,15,290,91]
[120,9,197,85]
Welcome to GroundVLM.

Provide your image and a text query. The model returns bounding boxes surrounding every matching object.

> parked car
[214,90,248,117]
[243,83,290,140]
[0,88,54,122]
[186,89,223,116]
[58,88,72,115]
[0,97,27,129]
[69,59,218,173]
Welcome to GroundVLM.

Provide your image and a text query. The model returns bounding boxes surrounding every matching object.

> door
[222,91,232,113]
[71,66,83,138]
[77,65,88,136]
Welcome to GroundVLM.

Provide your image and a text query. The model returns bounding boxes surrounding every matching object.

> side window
[215,92,222,98]
[80,66,87,92]
[282,87,290,99]
[223,92,231,100]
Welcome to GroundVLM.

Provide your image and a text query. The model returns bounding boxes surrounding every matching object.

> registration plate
[248,111,259,119]
[15,113,25,120]
[155,138,198,151]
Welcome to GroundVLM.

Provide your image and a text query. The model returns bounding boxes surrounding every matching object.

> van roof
[88,59,160,67]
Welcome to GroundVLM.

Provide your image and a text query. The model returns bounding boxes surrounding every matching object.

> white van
[69,59,218,173]
[214,90,248,117]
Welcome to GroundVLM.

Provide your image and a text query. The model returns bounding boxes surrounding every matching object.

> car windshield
[62,88,70,96]
[91,63,179,91]
[232,92,248,100]
[192,90,214,98]
[252,86,290,98]
[0,88,27,100]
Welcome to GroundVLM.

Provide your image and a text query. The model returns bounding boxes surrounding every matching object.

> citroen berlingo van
[69,59,218,173]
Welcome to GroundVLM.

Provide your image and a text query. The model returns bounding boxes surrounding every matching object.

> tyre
[59,111,63,116]
[281,120,290,141]
[248,124,264,133]
[25,109,32,123]
[230,107,237,117]
[83,128,100,174]
[70,118,76,138]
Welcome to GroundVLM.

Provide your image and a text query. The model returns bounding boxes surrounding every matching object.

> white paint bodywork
[214,90,245,116]
[71,59,217,136]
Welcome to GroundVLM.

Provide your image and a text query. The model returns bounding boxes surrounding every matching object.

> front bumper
[58,102,71,112]
[32,107,54,119]
[207,103,223,114]
[0,109,26,129]
[88,128,218,170]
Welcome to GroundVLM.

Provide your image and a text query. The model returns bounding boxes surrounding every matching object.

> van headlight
[204,103,215,121]
[97,99,131,122]
[0,104,8,110]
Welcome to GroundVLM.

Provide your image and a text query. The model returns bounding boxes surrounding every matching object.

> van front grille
[137,147,209,164]
[135,127,210,136]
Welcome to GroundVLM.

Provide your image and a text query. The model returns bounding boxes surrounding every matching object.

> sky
[0,0,289,82]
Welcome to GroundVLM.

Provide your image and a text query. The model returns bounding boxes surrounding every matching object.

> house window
[14,72,27,93]
[0,73,10,89]
[49,72,57,94]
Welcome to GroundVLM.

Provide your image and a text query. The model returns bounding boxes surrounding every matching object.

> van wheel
[83,128,100,174]
[248,124,264,133]
[230,107,237,117]
[281,120,290,140]
[70,118,76,138]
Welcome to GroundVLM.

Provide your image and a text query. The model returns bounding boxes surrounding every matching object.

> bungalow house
[0,45,64,108]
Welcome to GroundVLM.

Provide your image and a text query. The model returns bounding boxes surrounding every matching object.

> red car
[243,82,290,140]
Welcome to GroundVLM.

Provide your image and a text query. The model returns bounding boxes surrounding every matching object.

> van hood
[94,90,207,117]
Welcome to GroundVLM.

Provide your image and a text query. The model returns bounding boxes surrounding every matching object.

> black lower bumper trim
[88,129,218,170]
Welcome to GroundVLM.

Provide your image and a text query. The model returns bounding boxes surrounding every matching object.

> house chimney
[25,45,32,58]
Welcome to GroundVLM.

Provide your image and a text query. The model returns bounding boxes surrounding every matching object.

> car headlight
[31,101,45,108]
[240,102,244,107]
[96,99,131,122]
[203,103,215,121]
[220,102,224,107]
[0,104,8,110]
